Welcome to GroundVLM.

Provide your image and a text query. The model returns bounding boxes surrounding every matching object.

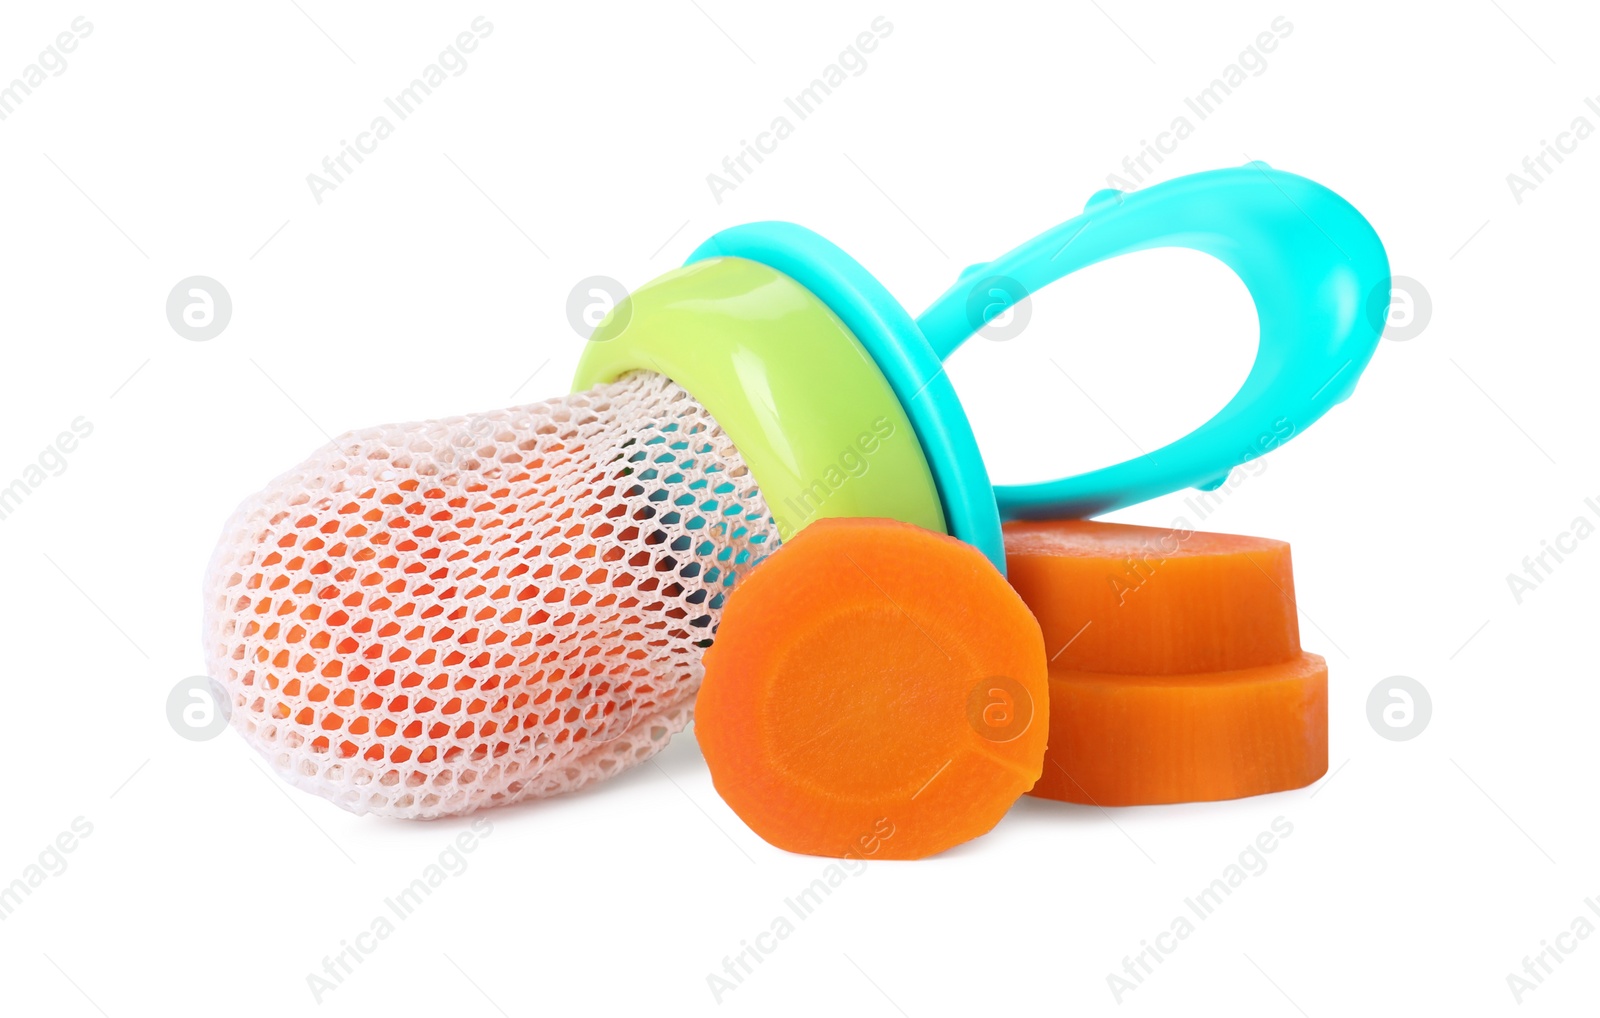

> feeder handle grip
[914,163,1391,520]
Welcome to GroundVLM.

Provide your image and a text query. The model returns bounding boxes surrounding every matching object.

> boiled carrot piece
[696,517,1048,860]
[1004,519,1300,674]
[1029,652,1328,806]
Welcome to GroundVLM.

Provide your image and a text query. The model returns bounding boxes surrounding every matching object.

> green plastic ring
[573,257,946,542]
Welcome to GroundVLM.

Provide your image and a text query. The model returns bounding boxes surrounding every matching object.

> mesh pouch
[202,371,778,818]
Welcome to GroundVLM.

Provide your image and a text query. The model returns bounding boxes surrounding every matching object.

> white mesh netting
[202,371,779,819]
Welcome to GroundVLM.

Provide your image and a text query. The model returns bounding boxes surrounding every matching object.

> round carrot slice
[1029,652,1329,806]
[696,517,1048,860]
[1004,519,1300,674]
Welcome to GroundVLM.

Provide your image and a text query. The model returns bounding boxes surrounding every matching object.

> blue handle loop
[685,163,1389,573]
[916,162,1390,520]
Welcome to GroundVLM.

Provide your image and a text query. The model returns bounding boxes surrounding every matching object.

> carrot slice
[1029,653,1329,806]
[1004,519,1300,674]
[696,517,1048,860]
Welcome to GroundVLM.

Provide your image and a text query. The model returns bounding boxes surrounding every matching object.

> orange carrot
[1006,519,1327,806]
[1029,653,1329,806]
[696,517,1048,860]
[1004,519,1301,674]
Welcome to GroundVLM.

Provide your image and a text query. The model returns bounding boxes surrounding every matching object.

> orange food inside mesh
[203,372,778,818]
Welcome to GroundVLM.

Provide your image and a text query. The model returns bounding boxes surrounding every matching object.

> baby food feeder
[203,162,1388,818]
[587,161,1390,573]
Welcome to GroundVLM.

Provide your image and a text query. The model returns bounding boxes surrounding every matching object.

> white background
[1,1,1595,1014]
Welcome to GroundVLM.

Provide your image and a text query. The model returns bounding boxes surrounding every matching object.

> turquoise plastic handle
[683,163,1389,573]
[916,162,1390,520]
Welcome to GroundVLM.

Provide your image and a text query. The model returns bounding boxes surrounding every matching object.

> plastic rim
[572,256,946,543]
[686,225,1005,574]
